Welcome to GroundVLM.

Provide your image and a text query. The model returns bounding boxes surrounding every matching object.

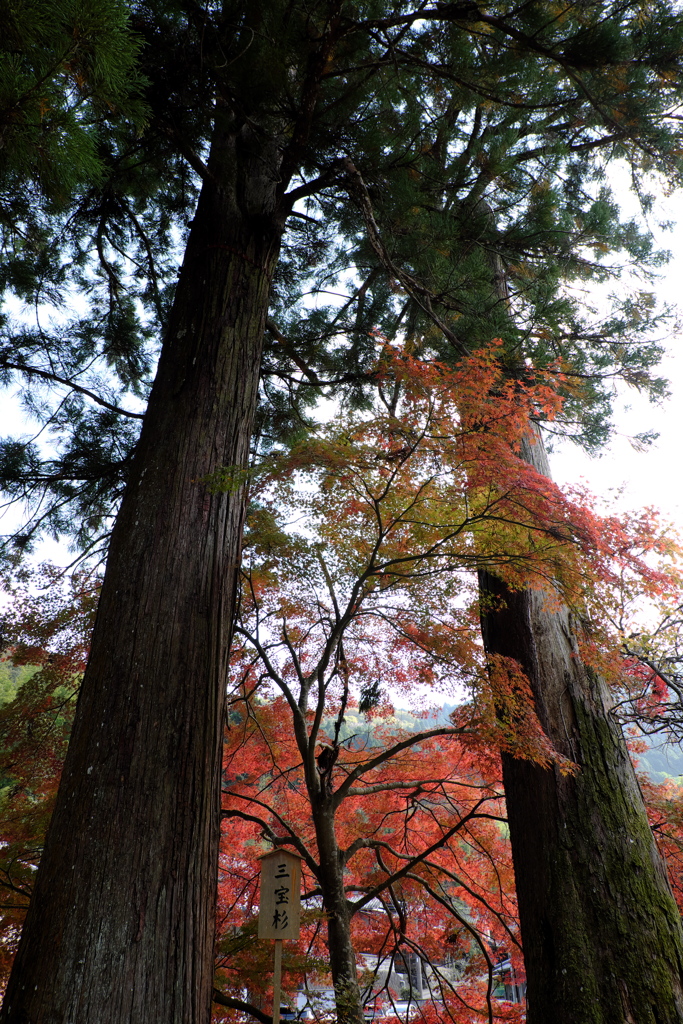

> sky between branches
[1,171,683,563]
[553,169,683,525]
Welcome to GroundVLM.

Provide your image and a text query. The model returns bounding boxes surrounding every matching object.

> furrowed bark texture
[480,429,683,1024]
[1,121,284,1024]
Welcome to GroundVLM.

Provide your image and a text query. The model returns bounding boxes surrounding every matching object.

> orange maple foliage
[218,698,522,1024]
[0,346,682,1023]
[0,566,98,984]
[213,342,683,1023]
[639,773,683,914]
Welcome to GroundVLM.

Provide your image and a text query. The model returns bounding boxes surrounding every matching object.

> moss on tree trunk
[480,430,683,1024]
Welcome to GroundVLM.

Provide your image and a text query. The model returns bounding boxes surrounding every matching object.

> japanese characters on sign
[258,849,301,940]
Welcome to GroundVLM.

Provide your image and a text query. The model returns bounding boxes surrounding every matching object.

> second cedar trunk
[480,428,683,1024]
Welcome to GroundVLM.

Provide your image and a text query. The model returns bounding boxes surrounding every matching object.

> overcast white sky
[552,174,683,530]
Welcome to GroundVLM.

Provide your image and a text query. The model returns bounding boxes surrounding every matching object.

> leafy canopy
[2,0,683,560]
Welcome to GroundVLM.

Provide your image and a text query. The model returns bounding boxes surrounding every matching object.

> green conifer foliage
[1,3,683,1023]
[2,0,683,558]
[0,0,144,200]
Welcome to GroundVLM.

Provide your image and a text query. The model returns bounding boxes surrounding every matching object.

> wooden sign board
[258,849,301,941]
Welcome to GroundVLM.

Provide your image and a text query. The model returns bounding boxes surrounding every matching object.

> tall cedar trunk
[1,119,284,1024]
[313,798,365,1024]
[480,427,683,1024]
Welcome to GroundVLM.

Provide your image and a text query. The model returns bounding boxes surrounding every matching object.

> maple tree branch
[212,990,272,1024]
[402,871,498,1024]
[369,853,494,1020]
[233,619,326,788]
[418,856,520,950]
[232,625,306,733]
[333,727,466,808]
[621,648,683,698]
[346,777,475,797]
[348,798,489,902]
[0,877,32,901]
[314,546,342,623]
[280,619,307,691]
[221,803,319,877]
[305,570,382,748]
[332,642,350,749]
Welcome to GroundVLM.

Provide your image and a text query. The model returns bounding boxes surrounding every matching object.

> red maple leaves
[0,343,682,1021]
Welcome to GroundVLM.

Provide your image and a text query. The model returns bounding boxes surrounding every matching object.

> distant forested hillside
[398,699,683,783]
[636,741,683,782]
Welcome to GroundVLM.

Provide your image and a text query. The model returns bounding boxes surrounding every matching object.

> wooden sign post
[258,849,302,1024]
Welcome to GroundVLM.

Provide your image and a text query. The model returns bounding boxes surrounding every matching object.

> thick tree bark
[480,428,683,1024]
[0,119,285,1023]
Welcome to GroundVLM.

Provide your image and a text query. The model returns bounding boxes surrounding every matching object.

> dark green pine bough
[1,2,683,1022]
